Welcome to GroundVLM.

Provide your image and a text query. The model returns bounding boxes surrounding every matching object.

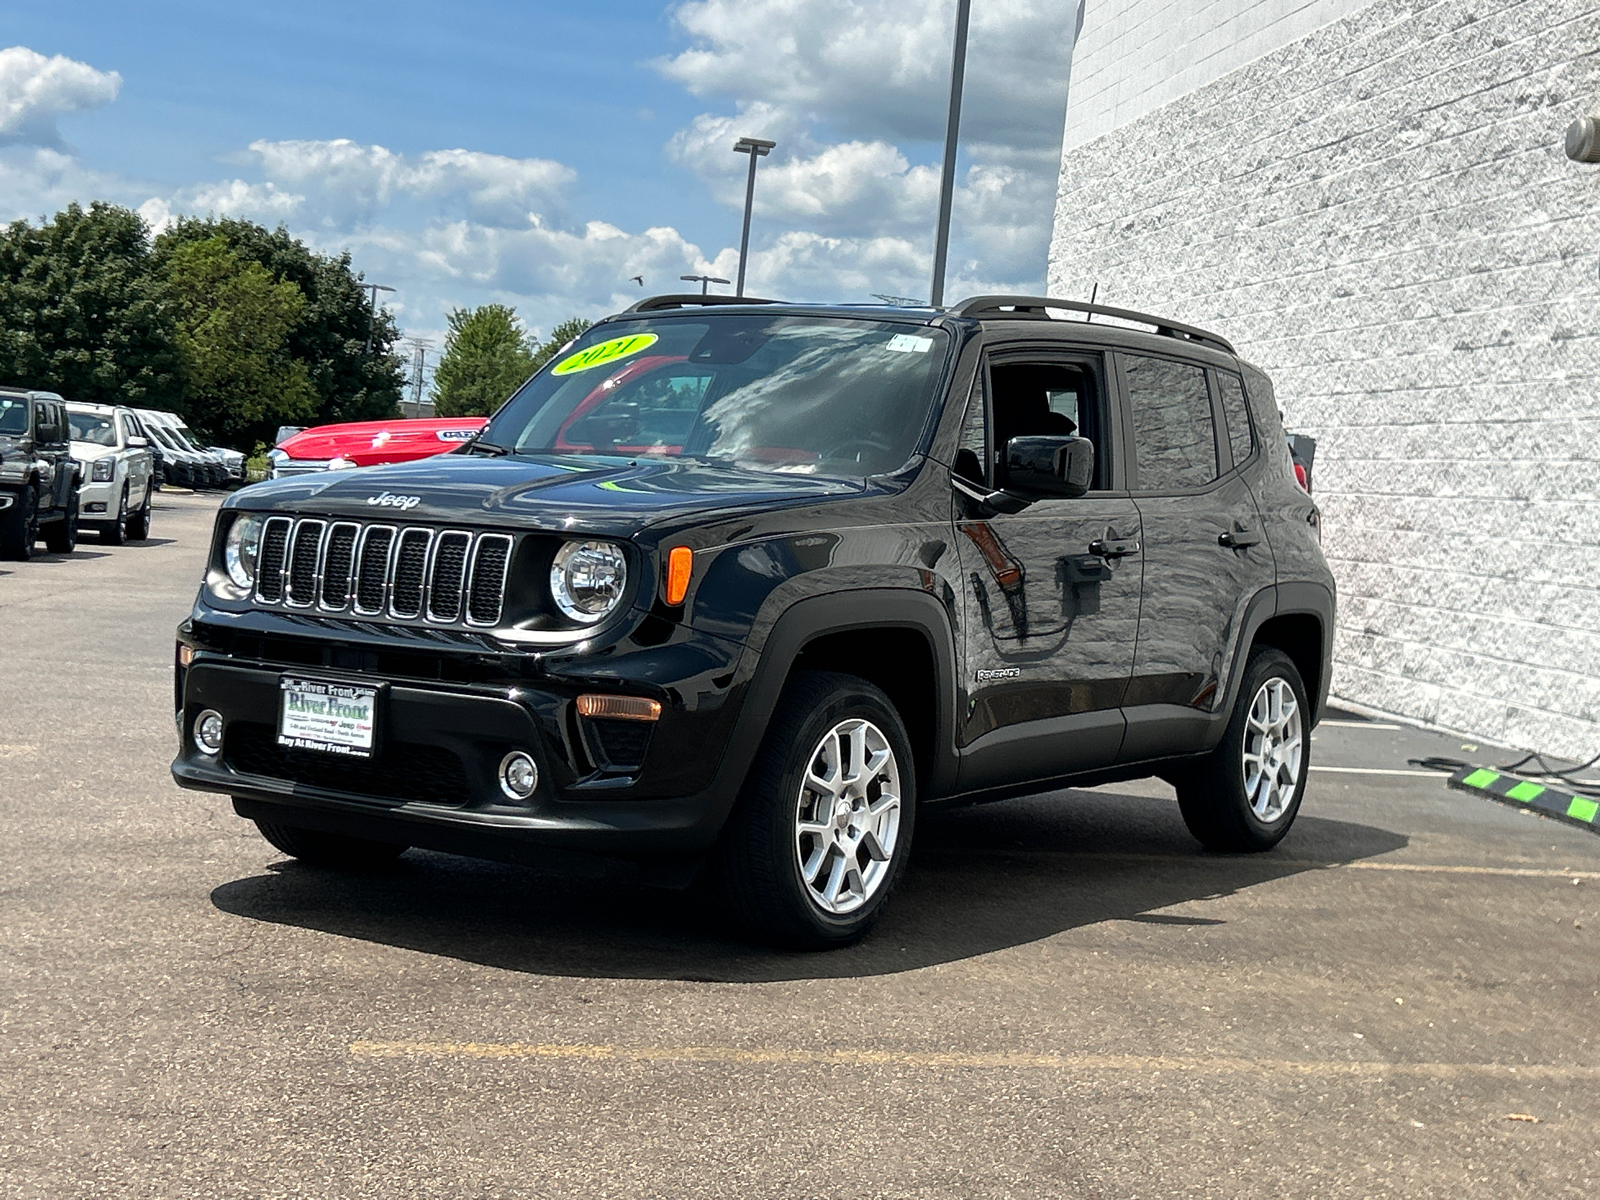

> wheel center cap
[834,800,852,827]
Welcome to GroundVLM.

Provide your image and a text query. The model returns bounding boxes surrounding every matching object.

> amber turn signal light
[664,545,693,606]
[576,694,662,722]
[177,643,195,667]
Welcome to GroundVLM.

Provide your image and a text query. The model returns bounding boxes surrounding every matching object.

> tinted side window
[953,374,987,486]
[1123,355,1216,491]
[1216,371,1254,468]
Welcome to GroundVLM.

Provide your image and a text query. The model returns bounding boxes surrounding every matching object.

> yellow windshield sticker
[551,333,660,377]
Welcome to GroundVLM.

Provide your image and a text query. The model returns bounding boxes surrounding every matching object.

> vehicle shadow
[33,549,112,563]
[209,789,1408,982]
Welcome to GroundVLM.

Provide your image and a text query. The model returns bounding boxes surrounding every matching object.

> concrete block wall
[1049,0,1600,759]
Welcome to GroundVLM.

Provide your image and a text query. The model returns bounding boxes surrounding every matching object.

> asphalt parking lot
[3,491,1598,1199]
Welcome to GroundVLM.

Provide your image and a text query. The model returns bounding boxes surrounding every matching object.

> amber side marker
[576,694,661,722]
[664,546,693,606]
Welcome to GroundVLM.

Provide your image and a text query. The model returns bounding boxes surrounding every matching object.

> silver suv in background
[66,402,155,543]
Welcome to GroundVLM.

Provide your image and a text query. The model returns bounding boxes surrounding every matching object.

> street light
[732,136,776,297]
[680,274,731,295]
[358,283,396,355]
[929,0,972,308]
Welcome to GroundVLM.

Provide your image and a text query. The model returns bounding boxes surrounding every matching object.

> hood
[70,441,116,462]
[278,417,488,465]
[228,453,864,536]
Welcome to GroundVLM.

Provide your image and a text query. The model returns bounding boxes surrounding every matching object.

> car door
[1114,352,1275,762]
[118,411,150,500]
[952,343,1143,791]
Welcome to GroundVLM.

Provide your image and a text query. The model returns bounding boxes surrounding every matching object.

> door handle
[1089,538,1139,559]
[1218,527,1261,549]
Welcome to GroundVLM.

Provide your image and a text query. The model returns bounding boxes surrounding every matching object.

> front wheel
[253,818,408,869]
[1175,647,1309,852]
[715,671,916,949]
[126,484,151,540]
[101,484,128,545]
[0,485,39,560]
[43,491,78,554]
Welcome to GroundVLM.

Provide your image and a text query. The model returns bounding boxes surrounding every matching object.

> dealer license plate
[277,676,378,757]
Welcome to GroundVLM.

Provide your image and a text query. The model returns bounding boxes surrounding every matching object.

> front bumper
[172,654,742,861]
[78,478,117,522]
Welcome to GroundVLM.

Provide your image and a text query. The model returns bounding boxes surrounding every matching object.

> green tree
[163,235,318,447]
[432,304,540,417]
[152,217,404,428]
[529,316,593,372]
[0,202,181,407]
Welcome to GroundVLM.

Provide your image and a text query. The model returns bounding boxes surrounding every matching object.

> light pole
[680,274,731,295]
[929,0,972,308]
[732,136,776,297]
[358,283,396,355]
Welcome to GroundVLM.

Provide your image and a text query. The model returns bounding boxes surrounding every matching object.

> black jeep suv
[172,295,1333,947]
[1,388,82,559]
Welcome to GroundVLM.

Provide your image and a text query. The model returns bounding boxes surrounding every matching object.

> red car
[266,417,488,479]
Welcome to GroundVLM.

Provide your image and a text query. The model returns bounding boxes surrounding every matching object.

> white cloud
[0,46,121,146]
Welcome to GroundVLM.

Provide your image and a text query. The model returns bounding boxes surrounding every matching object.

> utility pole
[929,0,972,309]
[680,274,731,295]
[358,283,396,355]
[732,137,776,297]
[402,337,433,417]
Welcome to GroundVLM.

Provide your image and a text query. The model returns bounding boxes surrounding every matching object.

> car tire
[43,491,78,554]
[1175,647,1309,853]
[0,484,39,561]
[253,818,408,869]
[126,485,151,541]
[715,670,916,949]
[102,484,128,545]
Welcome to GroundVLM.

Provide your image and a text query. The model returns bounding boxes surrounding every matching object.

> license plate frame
[277,675,381,758]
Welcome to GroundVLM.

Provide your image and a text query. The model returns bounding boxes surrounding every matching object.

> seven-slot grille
[253,516,512,627]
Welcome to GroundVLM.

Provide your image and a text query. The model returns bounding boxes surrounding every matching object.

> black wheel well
[1252,613,1323,719]
[791,626,938,794]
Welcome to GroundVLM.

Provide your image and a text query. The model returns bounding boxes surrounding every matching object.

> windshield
[68,412,118,446]
[149,424,185,452]
[177,427,207,450]
[0,397,26,436]
[483,315,951,477]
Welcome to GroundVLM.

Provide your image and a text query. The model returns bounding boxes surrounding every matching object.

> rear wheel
[1175,647,1308,852]
[0,485,39,560]
[101,484,128,545]
[43,491,78,554]
[715,671,915,949]
[126,483,151,540]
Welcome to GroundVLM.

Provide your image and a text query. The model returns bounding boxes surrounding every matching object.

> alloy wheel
[1241,677,1302,823]
[793,717,903,915]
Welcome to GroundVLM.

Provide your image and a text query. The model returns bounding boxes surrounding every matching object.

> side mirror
[1004,435,1094,499]
[127,436,149,448]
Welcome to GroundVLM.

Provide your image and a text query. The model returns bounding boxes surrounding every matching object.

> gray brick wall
[1049,0,1600,758]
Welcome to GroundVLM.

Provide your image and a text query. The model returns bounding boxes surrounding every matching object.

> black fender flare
[1211,581,1335,744]
[711,589,962,820]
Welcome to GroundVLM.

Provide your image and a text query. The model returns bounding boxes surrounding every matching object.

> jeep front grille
[252,517,512,628]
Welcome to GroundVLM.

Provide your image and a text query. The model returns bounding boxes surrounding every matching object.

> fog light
[194,709,224,755]
[498,751,539,801]
[84,502,107,513]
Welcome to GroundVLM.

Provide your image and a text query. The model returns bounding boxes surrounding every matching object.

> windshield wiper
[464,438,511,456]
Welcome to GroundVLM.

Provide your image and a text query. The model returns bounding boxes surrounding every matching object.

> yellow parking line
[349,1040,1600,1080]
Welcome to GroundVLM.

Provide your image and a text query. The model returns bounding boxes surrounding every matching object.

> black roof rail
[950,295,1235,354]
[624,293,780,313]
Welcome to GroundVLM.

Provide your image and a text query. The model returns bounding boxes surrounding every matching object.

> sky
[0,0,1081,358]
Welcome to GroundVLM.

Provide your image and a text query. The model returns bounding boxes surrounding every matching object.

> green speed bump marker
[1449,766,1600,834]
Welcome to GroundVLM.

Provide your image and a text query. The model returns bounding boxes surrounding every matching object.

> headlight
[328,455,358,470]
[549,540,628,624]
[225,514,263,590]
[91,459,115,482]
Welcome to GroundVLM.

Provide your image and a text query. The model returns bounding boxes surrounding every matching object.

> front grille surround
[250,516,514,630]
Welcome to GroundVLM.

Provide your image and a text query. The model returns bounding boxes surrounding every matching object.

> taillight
[1293,462,1309,492]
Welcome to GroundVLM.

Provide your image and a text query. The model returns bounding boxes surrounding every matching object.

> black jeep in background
[0,388,81,560]
[172,294,1334,948]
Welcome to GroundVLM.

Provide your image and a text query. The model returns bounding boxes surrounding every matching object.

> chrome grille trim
[426,530,472,624]
[465,533,513,627]
[388,528,433,619]
[353,525,397,615]
[249,517,512,630]
[284,519,325,608]
[318,522,360,611]
[255,517,293,604]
